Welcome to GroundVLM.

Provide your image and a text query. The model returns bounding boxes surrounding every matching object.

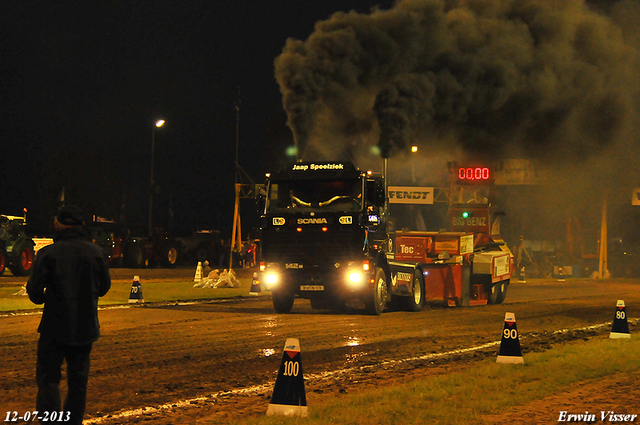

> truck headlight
[347,271,364,289]
[349,271,362,283]
[265,272,279,290]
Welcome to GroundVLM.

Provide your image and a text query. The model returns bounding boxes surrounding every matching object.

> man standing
[27,205,111,425]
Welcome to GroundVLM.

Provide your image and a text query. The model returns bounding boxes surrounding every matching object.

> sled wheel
[405,269,425,312]
[496,280,509,304]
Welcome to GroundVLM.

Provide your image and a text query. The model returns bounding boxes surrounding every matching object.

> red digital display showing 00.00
[458,167,490,181]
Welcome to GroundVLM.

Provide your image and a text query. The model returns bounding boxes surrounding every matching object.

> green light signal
[462,211,469,218]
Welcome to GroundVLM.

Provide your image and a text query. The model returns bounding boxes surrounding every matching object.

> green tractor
[0,213,37,276]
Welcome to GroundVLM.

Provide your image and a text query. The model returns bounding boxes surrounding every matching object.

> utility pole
[230,88,242,269]
[229,88,258,269]
[598,191,608,278]
[149,119,165,237]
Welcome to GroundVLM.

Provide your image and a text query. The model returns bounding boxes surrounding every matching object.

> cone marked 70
[610,300,631,339]
[128,275,144,303]
[496,312,524,364]
[266,338,307,417]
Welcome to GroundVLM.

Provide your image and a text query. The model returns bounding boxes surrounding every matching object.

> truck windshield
[266,179,362,212]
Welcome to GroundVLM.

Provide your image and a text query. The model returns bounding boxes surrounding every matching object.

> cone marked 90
[496,312,524,364]
[610,300,631,339]
[128,276,144,303]
[266,338,307,417]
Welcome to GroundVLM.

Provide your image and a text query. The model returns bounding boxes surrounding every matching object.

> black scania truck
[257,161,389,314]
[258,161,513,315]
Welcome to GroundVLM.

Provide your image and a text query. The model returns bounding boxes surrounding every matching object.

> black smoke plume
[274,0,640,162]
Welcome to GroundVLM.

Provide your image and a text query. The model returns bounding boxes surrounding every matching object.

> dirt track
[1,271,639,424]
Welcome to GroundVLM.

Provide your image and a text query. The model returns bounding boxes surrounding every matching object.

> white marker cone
[496,312,524,364]
[128,275,144,303]
[610,300,631,339]
[267,338,307,417]
[194,261,203,283]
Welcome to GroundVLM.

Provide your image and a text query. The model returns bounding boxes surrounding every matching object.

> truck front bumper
[260,260,372,298]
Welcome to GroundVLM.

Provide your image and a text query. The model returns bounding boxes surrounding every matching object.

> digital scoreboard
[457,166,491,182]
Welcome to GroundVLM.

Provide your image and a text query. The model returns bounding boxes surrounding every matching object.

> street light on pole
[149,119,165,236]
[411,145,418,183]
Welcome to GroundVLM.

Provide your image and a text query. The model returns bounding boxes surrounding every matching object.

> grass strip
[0,277,260,312]
[222,337,640,425]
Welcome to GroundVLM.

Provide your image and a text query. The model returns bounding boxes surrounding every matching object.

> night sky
[1,0,395,237]
[3,0,640,254]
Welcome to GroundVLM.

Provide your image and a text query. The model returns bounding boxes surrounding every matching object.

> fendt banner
[388,186,434,205]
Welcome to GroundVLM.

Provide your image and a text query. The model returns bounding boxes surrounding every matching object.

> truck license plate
[300,285,324,291]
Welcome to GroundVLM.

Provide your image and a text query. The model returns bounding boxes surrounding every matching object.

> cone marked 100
[496,312,524,364]
[267,338,307,417]
[128,276,144,303]
[610,300,631,339]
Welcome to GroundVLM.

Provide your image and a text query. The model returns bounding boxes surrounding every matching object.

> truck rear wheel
[365,267,388,315]
[9,243,34,276]
[487,282,499,304]
[496,280,509,304]
[272,290,294,314]
[405,269,425,312]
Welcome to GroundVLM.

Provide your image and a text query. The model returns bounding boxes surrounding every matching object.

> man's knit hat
[56,205,85,226]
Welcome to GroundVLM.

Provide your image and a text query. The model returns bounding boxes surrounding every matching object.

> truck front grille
[262,226,364,264]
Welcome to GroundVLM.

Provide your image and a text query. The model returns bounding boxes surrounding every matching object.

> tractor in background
[87,217,181,268]
[0,211,52,276]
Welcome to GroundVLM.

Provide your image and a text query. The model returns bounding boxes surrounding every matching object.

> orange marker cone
[518,267,526,283]
[496,312,524,364]
[267,338,307,417]
[557,266,565,282]
[128,276,144,303]
[250,272,262,295]
[610,300,631,339]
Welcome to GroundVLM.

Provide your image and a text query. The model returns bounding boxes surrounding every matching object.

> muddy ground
[1,269,639,424]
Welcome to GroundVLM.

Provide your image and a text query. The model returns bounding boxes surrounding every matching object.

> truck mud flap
[459,264,471,307]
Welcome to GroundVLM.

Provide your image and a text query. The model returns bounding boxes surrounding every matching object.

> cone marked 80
[496,312,524,364]
[610,300,631,339]
[267,338,307,417]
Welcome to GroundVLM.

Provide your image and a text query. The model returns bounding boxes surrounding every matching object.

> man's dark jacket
[27,227,111,345]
